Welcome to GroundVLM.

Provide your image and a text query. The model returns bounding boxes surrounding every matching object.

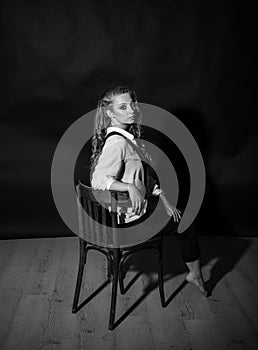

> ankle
[187,271,202,279]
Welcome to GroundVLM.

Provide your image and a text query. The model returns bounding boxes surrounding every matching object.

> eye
[119,105,127,110]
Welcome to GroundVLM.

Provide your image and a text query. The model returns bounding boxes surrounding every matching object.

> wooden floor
[0,235,258,350]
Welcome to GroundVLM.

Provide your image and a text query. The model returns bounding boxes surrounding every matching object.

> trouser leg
[176,222,201,263]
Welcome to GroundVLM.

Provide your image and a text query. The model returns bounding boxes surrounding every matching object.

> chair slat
[82,197,92,243]
[87,199,95,243]
[92,201,101,245]
[100,204,108,247]
[76,194,84,239]
[76,182,133,247]
[110,192,118,247]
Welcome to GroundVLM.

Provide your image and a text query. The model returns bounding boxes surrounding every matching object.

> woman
[90,86,207,296]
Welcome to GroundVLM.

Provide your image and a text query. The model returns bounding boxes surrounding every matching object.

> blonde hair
[91,86,146,169]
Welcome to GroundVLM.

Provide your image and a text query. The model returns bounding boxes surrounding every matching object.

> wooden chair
[72,181,173,330]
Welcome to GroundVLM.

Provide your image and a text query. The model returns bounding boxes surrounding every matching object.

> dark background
[1,0,257,239]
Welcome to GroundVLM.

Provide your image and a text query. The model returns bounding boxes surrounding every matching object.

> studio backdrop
[0,0,257,239]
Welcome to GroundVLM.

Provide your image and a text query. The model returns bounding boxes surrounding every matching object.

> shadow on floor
[123,234,251,297]
[75,234,251,329]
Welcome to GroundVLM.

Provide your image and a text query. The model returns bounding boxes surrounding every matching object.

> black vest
[104,131,159,198]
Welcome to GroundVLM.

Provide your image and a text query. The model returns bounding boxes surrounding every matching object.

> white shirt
[91,126,145,192]
[91,126,161,223]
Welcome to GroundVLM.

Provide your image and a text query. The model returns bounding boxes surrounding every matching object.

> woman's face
[108,93,136,127]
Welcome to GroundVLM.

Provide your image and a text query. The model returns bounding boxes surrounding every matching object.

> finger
[135,202,141,215]
[175,209,181,218]
[140,199,146,213]
[138,200,142,214]
[139,204,145,215]
[138,201,143,214]
[176,211,181,218]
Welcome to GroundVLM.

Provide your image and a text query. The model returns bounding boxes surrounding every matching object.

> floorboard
[0,236,258,350]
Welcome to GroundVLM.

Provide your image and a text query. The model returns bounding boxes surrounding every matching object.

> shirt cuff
[152,184,164,196]
[106,176,117,190]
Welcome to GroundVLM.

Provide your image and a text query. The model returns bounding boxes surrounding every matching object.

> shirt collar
[106,126,135,140]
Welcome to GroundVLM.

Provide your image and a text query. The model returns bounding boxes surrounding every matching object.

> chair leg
[118,267,125,294]
[108,248,120,330]
[118,250,125,294]
[156,239,166,307]
[72,239,87,313]
[107,259,112,280]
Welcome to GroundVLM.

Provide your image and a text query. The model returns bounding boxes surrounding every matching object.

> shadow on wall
[73,109,233,237]
[170,108,234,236]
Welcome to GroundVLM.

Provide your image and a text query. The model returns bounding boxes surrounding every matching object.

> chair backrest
[76,182,131,247]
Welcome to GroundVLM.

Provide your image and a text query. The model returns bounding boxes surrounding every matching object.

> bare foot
[185,272,208,297]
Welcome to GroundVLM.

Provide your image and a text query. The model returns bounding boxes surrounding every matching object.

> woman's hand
[127,184,145,215]
[160,195,182,222]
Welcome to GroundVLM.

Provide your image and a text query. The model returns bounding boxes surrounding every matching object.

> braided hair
[91,86,151,170]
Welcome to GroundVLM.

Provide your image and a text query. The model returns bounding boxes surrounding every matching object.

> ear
[106,109,115,120]
[106,109,112,118]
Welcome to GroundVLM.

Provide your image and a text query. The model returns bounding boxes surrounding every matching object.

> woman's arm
[150,183,181,222]
[91,141,124,190]
[146,173,181,222]
[109,180,145,216]
[92,139,145,215]
[159,192,181,222]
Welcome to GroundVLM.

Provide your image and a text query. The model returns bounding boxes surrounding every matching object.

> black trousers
[149,199,201,263]
[118,198,201,263]
[175,222,201,263]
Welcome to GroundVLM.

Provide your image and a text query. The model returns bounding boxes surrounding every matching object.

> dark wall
[1,0,257,238]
